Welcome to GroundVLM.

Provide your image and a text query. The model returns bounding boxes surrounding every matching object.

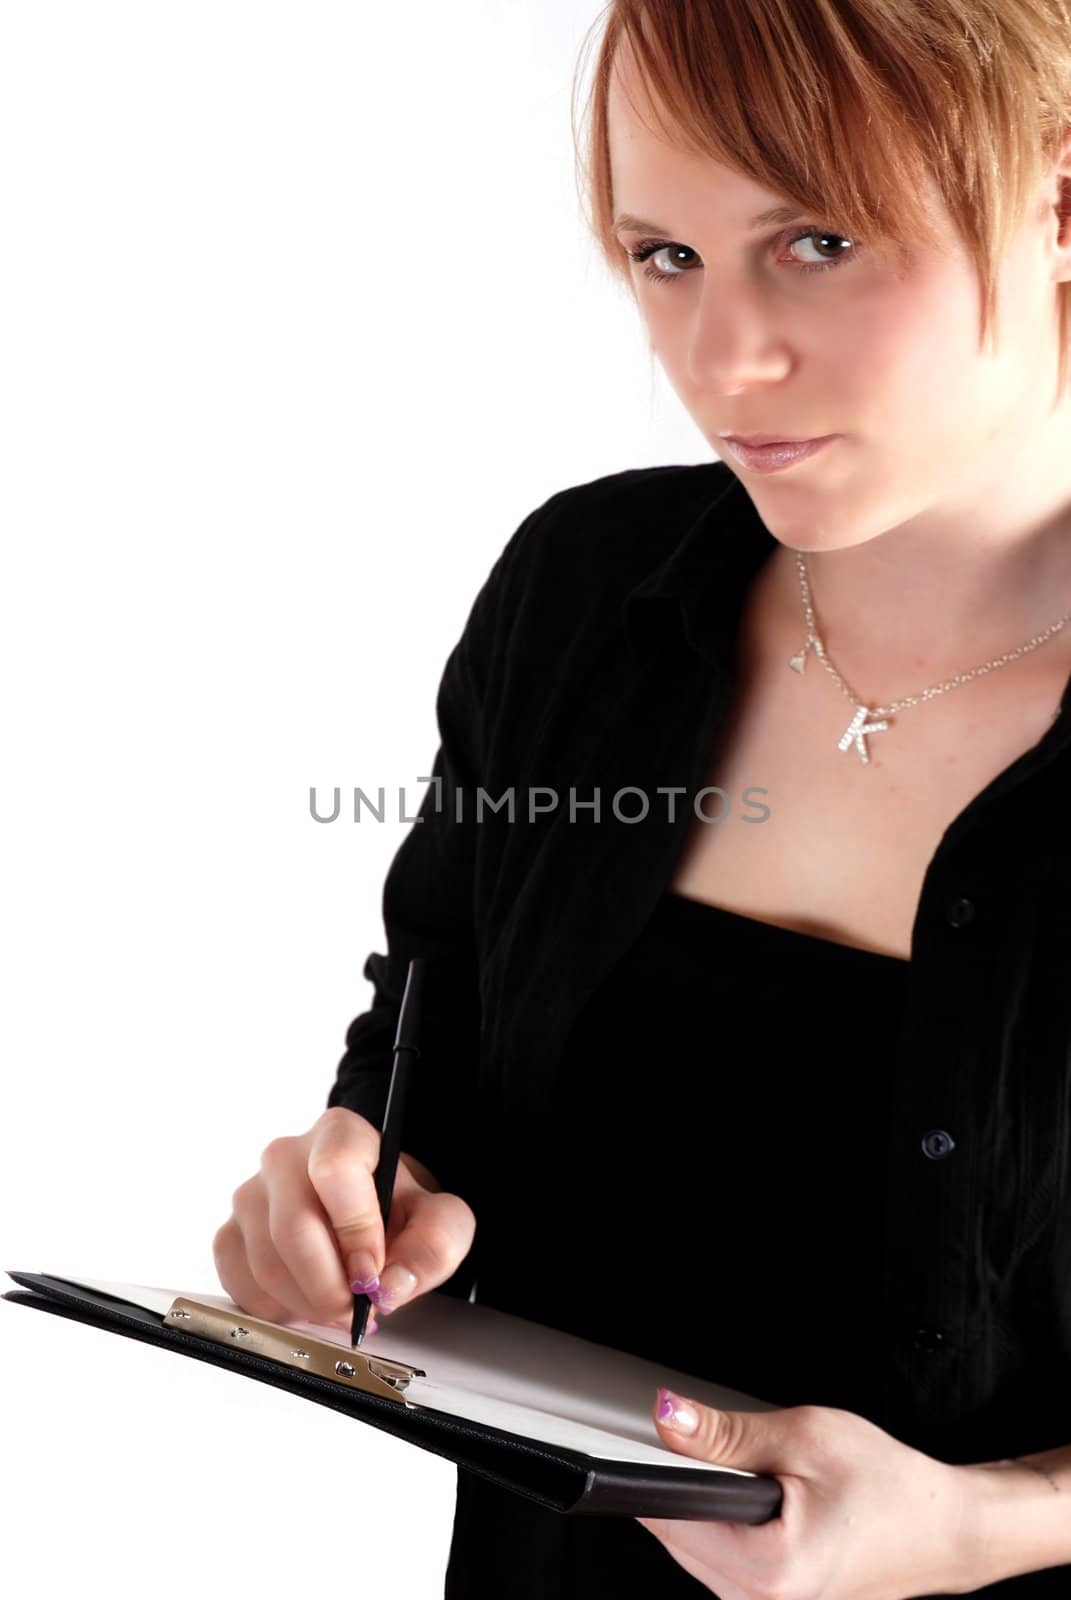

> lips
[722,433,824,446]
[719,434,837,474]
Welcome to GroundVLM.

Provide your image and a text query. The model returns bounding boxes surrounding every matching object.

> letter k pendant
[838,705,890,765]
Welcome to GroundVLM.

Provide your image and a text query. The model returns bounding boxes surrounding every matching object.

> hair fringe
[570,0,1071,404]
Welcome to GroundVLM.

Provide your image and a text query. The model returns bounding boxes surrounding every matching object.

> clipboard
[3,1268,784,1523]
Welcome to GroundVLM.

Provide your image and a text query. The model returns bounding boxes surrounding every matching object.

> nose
[685,280,790,394]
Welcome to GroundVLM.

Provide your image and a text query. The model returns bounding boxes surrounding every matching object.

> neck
[775,428,1071,682]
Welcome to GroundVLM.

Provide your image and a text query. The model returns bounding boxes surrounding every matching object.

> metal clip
[164,1296,424,1401]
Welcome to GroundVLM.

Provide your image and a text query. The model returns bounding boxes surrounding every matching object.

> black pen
[350,956,427,1347]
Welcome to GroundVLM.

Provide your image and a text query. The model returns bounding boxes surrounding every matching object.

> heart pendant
[788,650,807,673]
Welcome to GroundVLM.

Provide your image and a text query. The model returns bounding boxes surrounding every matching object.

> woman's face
[606,46,1071,553]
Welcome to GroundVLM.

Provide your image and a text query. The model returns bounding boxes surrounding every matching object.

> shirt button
[945,895,975,927]
[922,1129,956,1159]
[912,1327,946,1354]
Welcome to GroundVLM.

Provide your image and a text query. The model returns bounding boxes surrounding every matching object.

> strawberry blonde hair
[572,0,1071,402]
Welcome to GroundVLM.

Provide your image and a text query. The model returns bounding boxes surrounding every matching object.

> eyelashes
[623,227,858,285]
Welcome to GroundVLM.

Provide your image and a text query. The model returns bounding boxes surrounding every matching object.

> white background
[1,3,713,1594]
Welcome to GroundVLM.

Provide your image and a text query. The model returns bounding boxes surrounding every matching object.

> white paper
[30,1270,784,1476]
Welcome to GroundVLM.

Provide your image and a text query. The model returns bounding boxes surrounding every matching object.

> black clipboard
[4,1268,784,1522]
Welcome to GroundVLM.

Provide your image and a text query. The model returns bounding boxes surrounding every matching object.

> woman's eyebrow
[612,204,806,236]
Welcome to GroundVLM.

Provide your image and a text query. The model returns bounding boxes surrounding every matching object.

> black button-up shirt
[327,459,1071,1527]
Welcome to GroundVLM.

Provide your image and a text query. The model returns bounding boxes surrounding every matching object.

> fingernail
[373,1263,418,1311]
[365,1314,379,1337]
[656,1387,699,1434]
[349,1252,380,1296]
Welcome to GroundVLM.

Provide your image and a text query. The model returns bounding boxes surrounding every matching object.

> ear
[1049,124,1071,283]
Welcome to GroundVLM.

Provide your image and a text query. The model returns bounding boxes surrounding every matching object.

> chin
[743,496,856,550]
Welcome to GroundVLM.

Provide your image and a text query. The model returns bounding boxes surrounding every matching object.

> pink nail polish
[656,1387,699,1433]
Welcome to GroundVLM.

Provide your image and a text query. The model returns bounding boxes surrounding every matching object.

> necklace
[789,549,1071,765]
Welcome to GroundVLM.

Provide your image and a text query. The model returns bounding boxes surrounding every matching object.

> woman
[213,3,1071,1595]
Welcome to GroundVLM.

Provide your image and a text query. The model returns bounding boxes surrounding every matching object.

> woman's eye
[624,242,700,284]
[624,228,856,284]
[783,228,856,272]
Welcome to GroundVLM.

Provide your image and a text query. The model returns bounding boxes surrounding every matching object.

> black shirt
[327,461,1071,1596]
[529,889,909,1414]
[436,887,913,1599]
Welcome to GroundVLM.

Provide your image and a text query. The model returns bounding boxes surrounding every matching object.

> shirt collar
[622,463,779,671]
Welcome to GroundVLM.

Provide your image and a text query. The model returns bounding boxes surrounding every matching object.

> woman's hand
[213,1106,476,1334]
[635,1391,985,1599]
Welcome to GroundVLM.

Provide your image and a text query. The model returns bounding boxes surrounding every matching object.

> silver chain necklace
[789,549,1071,764]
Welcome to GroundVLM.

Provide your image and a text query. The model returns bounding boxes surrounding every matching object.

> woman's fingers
[373,1183,477,1315]
[212,1207,309,1326]
[262,1133,361,1319]
[213,1106,476,1334]
[304,1107,389,1295]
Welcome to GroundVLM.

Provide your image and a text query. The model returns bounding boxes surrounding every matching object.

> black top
[436,888,910,1598]
[326,460,1071,1597]
[530,888,909,1416]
